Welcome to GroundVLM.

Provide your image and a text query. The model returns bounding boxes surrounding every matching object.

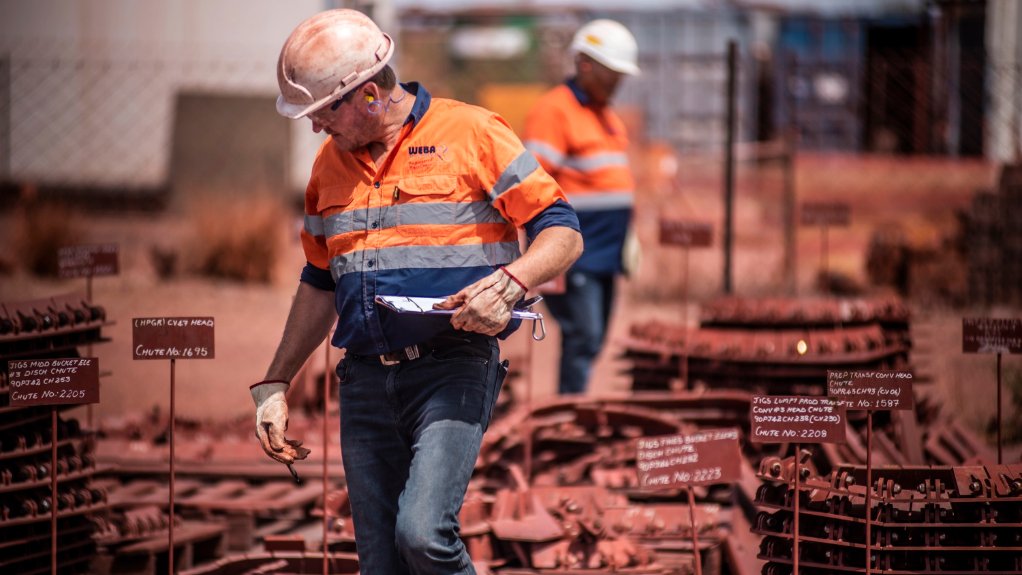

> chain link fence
[0,41,290,208]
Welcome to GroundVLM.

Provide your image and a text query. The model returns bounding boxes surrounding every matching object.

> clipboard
[374,295,547,340]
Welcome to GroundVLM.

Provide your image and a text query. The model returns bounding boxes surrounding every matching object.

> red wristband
[250,379,289,390]
[499,266,528,292]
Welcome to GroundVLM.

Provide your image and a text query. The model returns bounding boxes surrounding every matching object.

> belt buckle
[379,344,421,366]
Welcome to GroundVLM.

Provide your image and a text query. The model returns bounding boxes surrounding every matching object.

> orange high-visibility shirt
[300,83,572,354]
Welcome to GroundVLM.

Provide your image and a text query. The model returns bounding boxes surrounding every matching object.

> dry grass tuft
[185,193,288,283]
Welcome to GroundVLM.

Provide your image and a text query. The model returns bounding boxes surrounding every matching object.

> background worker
[523,19,640,395]
[249,9,581,574]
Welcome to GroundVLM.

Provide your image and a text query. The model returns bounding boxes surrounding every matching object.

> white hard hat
[571,19,640,76]
[276,9,395,119]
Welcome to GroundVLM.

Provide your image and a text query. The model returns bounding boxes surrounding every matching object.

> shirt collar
[402,82,432,126]
[566,77,590,106]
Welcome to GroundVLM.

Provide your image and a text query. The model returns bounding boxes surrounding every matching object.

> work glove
[251,381,310,465]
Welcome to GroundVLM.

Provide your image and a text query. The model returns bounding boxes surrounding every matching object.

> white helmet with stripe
[570,19,640,76]
[276,9,394,119]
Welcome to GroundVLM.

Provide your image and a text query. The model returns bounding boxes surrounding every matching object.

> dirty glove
[250,381,310,465]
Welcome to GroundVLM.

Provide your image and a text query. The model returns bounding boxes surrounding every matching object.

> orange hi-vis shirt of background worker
[523,80,634,274]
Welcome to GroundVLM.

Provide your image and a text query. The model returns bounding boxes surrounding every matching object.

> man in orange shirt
[249,9,582,573]
[523,19,640,394]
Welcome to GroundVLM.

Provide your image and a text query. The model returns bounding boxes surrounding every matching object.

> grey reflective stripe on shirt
[489,150,541,200]
[524,140,565,168]
[563,151,629,172]
[395,201,508,226]
[304,214,325,237]
[566,191,634,211]
[329,242,521,280]
[322,201,507,237]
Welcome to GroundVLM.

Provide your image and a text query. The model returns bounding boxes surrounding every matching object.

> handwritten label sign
[659,220,713,247]
[827,370,914,410]
[58,244,120,279]
[751,395,846,444]
[132,317,215,360]
[800,202,850,227]
[636,428,741,488]
[7,358,99,405]
[962,318,1022,354]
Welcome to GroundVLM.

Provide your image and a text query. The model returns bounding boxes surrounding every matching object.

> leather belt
[355,333,488,366]
[355,339,440,366]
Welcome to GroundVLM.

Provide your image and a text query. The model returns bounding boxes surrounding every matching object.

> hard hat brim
[574,45,640,77]
[276,95,314,120]
[276,33,395,120]
[607,60,640,76]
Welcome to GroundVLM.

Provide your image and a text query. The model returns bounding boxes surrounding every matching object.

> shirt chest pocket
[394,174,460,237]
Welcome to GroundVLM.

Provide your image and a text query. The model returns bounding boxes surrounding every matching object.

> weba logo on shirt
[407,144,448,161]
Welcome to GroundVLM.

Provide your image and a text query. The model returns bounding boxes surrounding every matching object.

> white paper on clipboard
[374,295,544,321]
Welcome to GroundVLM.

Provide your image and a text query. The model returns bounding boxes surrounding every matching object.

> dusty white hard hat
[276,9,395,119]
[570,19,640,76]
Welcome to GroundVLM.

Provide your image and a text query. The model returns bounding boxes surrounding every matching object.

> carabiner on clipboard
[514,296,546,341]
[532,317,546,341]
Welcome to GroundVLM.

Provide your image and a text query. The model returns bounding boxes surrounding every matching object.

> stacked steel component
[699,297,910,333]
[464,392,761,574]
[621,296,911,393]
[90,415,331,572]
[194,393,757,574]
[753,454,1022,574]
[476,392,754,489]
[90,475,331,573]
[0,294,109,358]
[807,396,996,477]
[0,293,109,575]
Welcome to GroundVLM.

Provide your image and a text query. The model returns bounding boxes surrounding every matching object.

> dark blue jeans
[543,270,616,395]
[337,335,506,574]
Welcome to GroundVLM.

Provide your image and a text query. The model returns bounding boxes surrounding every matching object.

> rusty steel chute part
[0,293,109,575]
[754,456,1022,573]
[621,296,912,394]
[1,292,1012,575]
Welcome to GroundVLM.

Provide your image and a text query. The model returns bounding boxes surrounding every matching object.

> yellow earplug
[365,95,375,103]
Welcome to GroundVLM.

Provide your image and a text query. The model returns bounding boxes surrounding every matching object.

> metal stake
[820,224,829,293]
[687,486,702,575]
[866,409,873,575]
[793,443,800,575]
[51,407,58,575]
[169,357,176,574]
[997,352,1002,464]
[680,247,690,390]
[722,40,737,294]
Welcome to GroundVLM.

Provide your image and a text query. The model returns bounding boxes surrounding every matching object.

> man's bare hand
[433,269,525,335]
